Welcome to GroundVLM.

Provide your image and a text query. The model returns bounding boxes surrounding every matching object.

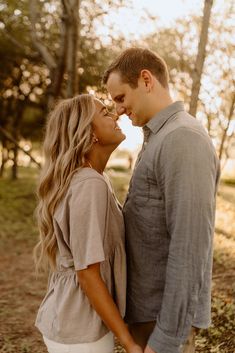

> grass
[0,166,234,353]
[221,178,235,187]
[0,167,38,247]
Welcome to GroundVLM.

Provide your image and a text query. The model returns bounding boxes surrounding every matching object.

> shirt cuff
[148,324,184,353]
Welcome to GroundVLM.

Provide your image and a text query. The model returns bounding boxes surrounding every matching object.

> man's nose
[116,105,125,116]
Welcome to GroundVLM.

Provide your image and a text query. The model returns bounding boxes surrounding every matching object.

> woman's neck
[85,149,111,175]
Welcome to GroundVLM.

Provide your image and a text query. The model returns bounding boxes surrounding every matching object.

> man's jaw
[126,111,141,126]
[127,111,133,120]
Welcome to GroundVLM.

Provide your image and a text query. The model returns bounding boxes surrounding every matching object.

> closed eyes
[115,95,124,103]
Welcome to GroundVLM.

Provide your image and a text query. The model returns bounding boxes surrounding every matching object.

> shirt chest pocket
[132,166,165,230]
[134,197,166,234]
[132,165,163,206]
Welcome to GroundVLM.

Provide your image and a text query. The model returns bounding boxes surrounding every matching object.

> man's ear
[140,69,153,92]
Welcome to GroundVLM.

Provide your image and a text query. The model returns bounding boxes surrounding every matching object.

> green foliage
[0,0,127,149]
[21,106,45,141]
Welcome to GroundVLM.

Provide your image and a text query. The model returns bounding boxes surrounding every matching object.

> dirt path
[0,175,234,353]
[0,238,47,353]
[0,234,234,353]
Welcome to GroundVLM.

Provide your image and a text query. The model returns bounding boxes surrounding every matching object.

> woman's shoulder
[54,169,109,219]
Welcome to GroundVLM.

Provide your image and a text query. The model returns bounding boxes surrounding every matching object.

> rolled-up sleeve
[148,127,219,353]
[69,178,108,271]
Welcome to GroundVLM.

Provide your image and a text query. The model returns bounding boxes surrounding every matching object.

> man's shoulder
[165,110,206,136]
[146,112,214,163]
[149,112,207,146]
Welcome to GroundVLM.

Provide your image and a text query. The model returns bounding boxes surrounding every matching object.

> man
[103,48,220,353]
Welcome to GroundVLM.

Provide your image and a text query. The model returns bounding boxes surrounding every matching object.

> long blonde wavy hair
[34,94,96,272]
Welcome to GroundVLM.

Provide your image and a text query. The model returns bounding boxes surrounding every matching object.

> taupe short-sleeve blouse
[35,168,126,344]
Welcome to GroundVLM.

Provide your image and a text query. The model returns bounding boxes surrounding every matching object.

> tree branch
[0,17,40,60]
[61,0,71,15]
[0,126,41,168]
[189,0,214,116]
[218,91,235,160]
[29,0,57,70]
[50,3,68,99]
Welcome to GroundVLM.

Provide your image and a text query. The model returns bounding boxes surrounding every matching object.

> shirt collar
[145,101,185,135]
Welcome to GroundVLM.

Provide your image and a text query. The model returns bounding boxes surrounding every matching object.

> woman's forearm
[77,263,135,352]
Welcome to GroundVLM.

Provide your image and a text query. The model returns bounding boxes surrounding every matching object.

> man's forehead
[107,72,126,97]
[107,71,125,88]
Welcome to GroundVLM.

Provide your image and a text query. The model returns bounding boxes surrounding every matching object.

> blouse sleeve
[68,177,109,271]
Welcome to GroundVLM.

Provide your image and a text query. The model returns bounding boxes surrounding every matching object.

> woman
[34,94,143,353]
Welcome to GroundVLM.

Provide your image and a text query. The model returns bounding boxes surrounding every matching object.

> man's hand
[144,345,156,353]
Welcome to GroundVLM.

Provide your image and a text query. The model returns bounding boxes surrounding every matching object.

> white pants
[43,332,114,353]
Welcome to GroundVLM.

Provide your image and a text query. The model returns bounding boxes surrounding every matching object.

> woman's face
[92,99,126,147]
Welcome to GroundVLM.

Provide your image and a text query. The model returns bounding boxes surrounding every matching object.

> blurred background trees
[0,0,127,178]
[145,0,235,167]
[0,0,234,179]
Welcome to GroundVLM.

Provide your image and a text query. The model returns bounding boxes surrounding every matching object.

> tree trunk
[218,92,235,160]
[189,0,214,117]
[0,138,9,178]
[12,137,19,180]
[11,103,24,180]
[66,0,79,98]
[29,0,68,111]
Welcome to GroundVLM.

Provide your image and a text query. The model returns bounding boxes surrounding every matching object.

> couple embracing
[34,48,220,353]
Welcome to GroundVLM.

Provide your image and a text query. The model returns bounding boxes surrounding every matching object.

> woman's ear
[92,133,99,143]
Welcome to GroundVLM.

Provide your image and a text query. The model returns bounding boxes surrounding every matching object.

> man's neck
[147,95,174,122]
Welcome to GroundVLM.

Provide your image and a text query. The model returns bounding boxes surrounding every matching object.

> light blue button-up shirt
[123,101,220,353]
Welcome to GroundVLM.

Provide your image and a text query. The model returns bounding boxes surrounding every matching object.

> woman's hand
[144,345,156,353]
[126,342,144,353]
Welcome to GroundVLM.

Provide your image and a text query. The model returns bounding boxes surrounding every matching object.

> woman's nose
[110,112,119,121]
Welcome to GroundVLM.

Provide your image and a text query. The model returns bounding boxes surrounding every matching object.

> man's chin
[129,116,143,127]
[131,120,142,127]
[130,118,138,126]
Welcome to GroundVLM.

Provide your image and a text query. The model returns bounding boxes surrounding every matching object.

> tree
[218,92,235,161]
[0,58,46,178]
[29,0,70,109]
[144,1,234,162]
[189,0,214,116]
[0,0,129,178]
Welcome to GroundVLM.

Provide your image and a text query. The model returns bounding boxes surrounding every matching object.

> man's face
[106,71,149,127]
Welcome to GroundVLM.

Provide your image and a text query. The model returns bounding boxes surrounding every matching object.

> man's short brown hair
[103,47,169,89]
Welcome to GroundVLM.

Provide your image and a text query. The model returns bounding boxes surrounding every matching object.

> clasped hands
[144,345,156,353]
[129,344,156,353]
